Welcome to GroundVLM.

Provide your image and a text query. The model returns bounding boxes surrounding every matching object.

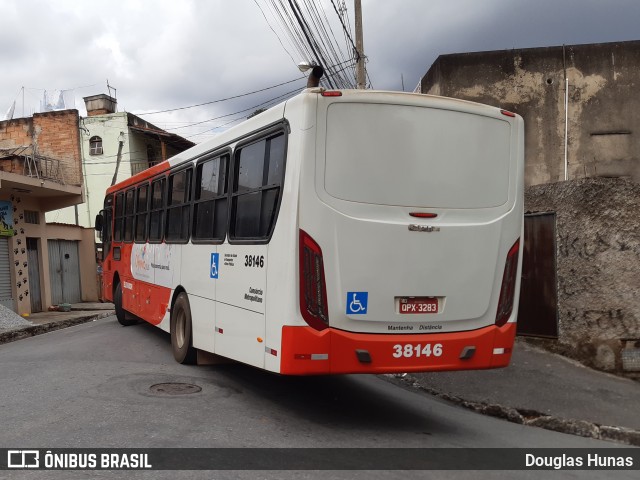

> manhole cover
[149,383,202,396]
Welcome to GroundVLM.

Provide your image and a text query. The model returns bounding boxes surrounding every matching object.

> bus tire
[171,292,197,364]
[114,282,137,327]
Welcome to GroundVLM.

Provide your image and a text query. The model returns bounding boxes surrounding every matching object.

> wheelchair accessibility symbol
[210,253,219,279]
[346,292,368,315]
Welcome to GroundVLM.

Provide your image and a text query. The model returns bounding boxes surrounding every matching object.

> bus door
[216,244,267,368]
[214,131,286,367]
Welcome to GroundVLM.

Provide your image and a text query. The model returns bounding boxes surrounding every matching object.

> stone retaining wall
[525,177,639,372]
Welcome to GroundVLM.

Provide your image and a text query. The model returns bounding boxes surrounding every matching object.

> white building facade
[47,94,194,229]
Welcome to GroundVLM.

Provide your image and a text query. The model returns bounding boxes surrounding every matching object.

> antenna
[107,79,117,100]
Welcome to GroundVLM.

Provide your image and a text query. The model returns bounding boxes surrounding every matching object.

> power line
[302,0,350,88]
[287,0,335,89]
[253,0,298,66]
[313,0,354,86]
[273,0,315,62]
[330,0,358,60]
[136,76,305,115]
[81,86,304,162]
[256,0,357,89]
[164,86,302,132]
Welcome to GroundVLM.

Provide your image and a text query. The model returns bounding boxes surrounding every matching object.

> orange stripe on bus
[280,323,517,375]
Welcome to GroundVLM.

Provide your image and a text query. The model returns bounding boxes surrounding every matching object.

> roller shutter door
[0,237,15,311]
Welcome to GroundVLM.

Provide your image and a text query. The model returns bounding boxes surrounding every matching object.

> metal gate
[0,237,14,311]
[517,212,559,338]
[27,238,42,312]
[48,240,82,305]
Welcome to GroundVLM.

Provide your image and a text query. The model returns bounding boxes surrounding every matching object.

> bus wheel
[114,282,137,326]
[171,292,197,364]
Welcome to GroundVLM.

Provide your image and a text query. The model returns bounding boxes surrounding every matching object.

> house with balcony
[0,110,98,315]
[46,94,194,229]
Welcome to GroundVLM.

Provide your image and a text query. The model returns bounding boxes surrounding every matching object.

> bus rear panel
[282,91,523,374]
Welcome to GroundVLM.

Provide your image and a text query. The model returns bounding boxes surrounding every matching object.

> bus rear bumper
[280,322,517,375]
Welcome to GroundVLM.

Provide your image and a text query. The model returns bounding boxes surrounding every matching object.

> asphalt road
[0,317,636,480]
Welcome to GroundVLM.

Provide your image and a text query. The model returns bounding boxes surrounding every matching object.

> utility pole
[111,132,125,186]
[354,0,366,89]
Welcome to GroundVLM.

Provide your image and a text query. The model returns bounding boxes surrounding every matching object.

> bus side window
[193,154,229,242]
[123,188,136,243]
[166,168,193,243]
[230,132,286,242]
[113,192,125,242]
[135,183,149,243]
[149,178,165,243]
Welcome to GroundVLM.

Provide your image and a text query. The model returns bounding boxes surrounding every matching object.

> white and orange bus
[96,87,524,375]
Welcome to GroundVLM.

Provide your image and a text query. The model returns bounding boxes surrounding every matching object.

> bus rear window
[324,103,511,209]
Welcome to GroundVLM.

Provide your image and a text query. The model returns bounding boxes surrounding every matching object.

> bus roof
[106,88,515,195]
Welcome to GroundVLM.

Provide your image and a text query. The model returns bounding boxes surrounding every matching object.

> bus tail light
[495,239,520,327]
[299,229,329,331]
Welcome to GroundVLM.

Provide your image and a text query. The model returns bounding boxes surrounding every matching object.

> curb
[0,312,114,346]
[384,373,640,447]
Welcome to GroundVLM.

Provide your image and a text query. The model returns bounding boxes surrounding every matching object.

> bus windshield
[324,103,512,209]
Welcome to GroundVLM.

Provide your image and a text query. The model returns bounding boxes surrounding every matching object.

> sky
[1,0,640,144]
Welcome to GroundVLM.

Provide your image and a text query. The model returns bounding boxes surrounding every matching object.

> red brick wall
[0,117,32,148]
[87,108,112,116]
[33,110,82,185]
[0,110,82,185]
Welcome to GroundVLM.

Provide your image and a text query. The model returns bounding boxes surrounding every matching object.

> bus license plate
[399,297,438,314]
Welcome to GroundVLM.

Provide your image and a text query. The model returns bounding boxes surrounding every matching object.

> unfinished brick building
[0,110,97,315]
[0,110,82,186]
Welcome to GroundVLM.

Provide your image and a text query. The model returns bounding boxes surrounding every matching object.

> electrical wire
[253,0,298,66]
[80,86,304,162]
[330,0,358,60]
[164,86,302,132]
[255,0,358,89]
[136,76,305,115]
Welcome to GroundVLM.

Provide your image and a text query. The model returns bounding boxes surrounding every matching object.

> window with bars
[24,210,40,224]
[89,136,103,155]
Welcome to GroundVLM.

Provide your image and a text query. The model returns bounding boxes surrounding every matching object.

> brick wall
[0,110,82,185]
[33,110,82,185]
[0,117,32,149]
[87,109,112,116]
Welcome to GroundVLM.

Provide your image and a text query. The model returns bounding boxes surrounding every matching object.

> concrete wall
[525,178,640,372]
[421,40,640,187]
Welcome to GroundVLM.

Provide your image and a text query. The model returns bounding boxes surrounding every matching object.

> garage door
[0,237,15,311]
[48,240,82,305]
